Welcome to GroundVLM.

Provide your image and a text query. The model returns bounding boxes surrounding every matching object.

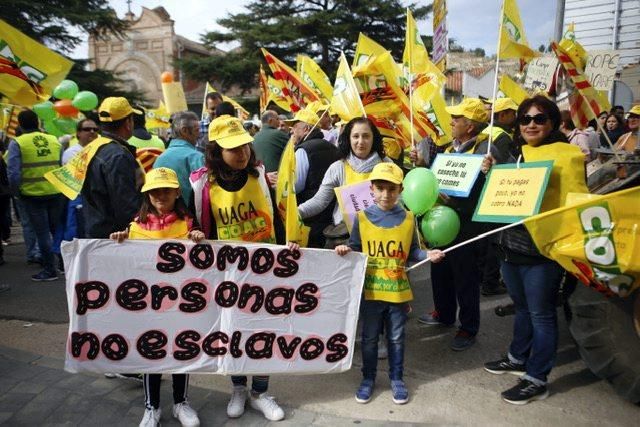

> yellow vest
[481,126,507,140]
[209,175,276,243]
[522,142,588,212]
[445,133,488,154]
[16,132,61,196]
[129,218,189,240]
[344,161,372,185]
[359,210,415,303]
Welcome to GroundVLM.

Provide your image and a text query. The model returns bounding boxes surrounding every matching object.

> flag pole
[406,219,524,272]
[487,0,506,156]
[407,8,416,163]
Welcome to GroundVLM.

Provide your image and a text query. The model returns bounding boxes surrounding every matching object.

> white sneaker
[139,407,161,427]
[377,339,388,359]
[173,401,200,427]
[227,385,247,418]
[249,392,285,421]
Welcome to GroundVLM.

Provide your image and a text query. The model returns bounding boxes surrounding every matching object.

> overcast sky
[72,0,558,60]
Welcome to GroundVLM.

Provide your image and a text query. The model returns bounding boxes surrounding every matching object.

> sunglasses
[80,127,99,132]
[519,114,549,126]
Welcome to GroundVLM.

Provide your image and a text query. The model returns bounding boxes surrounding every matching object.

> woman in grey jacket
[297,117,391,227]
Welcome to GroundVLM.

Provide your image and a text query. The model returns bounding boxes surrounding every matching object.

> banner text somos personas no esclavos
[63,239,366,375]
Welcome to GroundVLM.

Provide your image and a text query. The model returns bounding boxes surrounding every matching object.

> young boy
[335,162,445,405]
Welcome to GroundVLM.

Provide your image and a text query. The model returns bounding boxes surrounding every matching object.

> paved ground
[0,225,638,425]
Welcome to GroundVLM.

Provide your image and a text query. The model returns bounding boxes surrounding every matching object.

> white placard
[63,239,366,375]
[585,50,619,91]
[524,56,558,91]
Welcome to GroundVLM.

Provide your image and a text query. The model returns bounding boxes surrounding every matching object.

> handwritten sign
[430,153,484,197]
[334,180,376,232]
[62,239,366,375]
[585,50,619,91]
[524,56,558,91]
[473,161,553,223]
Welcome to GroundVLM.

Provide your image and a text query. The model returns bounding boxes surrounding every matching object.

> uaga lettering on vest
[218,201,258,224]
[367,240,405,258]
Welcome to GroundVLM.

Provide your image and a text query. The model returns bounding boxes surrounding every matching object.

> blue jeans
[501,260,564,384]
[361,299,407,381]
[14,197,40,260]
[21,195,65,274]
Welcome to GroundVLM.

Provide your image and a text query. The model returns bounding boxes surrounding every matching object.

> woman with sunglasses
[482,95,588,405]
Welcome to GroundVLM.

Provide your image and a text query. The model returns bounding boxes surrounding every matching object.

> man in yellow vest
[6,110,64,281]
[482,98,518,162]
[83,97,144,239]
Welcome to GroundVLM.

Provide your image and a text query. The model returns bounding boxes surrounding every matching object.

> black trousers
[143,374,188,410]
[430,241,481,335]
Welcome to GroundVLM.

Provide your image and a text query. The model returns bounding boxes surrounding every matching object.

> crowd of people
[0,91,638,426]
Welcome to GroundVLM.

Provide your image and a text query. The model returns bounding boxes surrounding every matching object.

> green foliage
[179,0,432,94]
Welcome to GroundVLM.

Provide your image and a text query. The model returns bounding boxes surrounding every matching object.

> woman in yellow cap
[110,167,203,427]
[190,115,296,422]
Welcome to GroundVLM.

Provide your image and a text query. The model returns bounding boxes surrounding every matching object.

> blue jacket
[153,138,204,206]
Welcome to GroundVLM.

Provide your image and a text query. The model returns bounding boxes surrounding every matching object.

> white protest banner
[430,153,484,197]
[524,56,558,91]
[63,239,366,375]
[334,180,375,233]
[585,50,619,91]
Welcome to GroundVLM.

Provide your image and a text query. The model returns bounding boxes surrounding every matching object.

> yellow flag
[499,75,529,105]
[203,82,249,120]
[146,101,171,129]
[44,136,112,200]
[296,55,333,102]
[0,20,73,106]
[331,52,365,122]
[524,186,640,297]
[162,81,187,114]
[275,138,310,246]
[500,0,540,60]
[267,77,292,112]
[403,9,450,145]
[353,33,388,68]
[403,9,445,85]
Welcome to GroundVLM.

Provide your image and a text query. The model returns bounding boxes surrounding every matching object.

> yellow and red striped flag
[551,41,608,128]
[136,147,165,173]
[261,48,320,112]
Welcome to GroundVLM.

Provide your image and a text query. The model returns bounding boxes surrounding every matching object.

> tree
[179,0,431,94]
[471,47,486,57]
[0,1,143,102]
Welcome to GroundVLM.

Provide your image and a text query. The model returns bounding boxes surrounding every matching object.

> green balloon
[72,91,99,111]
[402,168,439,215]
[43,119,63,137]
[53,79,79,100]
[420,205,460,247]
[53,117,77,135]
[33,101,56,121]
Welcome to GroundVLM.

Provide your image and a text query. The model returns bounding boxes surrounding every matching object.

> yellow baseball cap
[446,98,489,123]
[629,105,640,116]
[492,98,519,113]
[141,167,180,192]
[98,97,142,122]
[284,108,321,125]
[369,162,404,185]
[208,115,253,148]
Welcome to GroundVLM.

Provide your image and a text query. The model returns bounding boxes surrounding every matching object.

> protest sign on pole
[432,0,447,72]
[430,153,484,197]
[334,180,376,232]
[473,161,553,223]
[63,240,366,375]
[524,56,558,91]
[584,50,619,91]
